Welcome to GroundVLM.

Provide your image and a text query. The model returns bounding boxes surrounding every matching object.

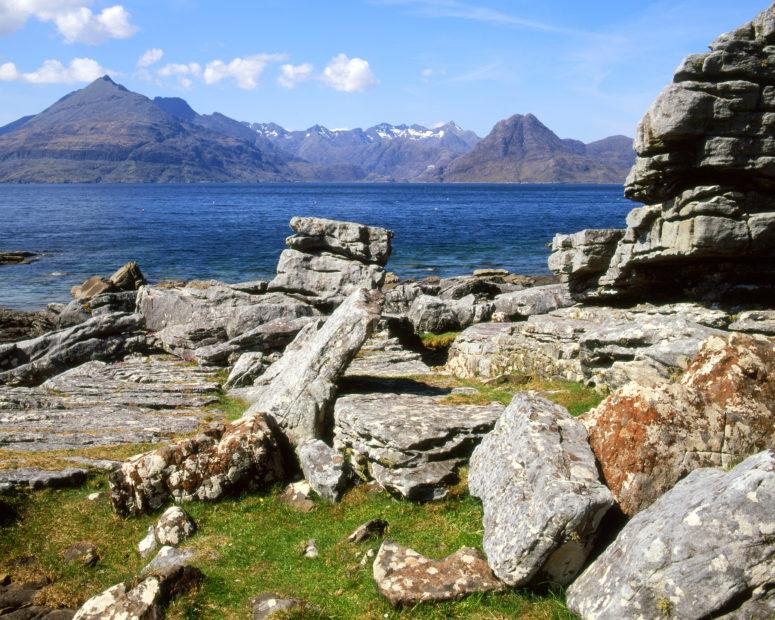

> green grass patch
[419,332,460,350]
[1,480,576,619]
[206,392,249,421]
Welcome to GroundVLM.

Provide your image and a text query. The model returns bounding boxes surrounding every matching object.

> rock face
[491,283,573,321]
[71,262,146,301]
[344,327,431,378]
[109,414,285,516]
[0,313,152,387]
[373,541,503,606]
[447,303,732,391]
[242,288,382,445]
[0,307,57,344]
[406,294,493,334]
[469,392,613,587]
[334,378,504,500]
[154,506,196,546]
[297,439,349,502]
[583,332,775,515]
[550,5,775,303]
[268,217,392,310]
[567,450,775,620]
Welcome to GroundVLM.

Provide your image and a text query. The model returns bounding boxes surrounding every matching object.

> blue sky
[0,0,768,141]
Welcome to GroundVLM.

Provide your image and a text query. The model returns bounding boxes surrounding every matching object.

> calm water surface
[0,183,635,310]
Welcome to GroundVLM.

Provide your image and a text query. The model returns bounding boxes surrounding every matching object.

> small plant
[419,331,460,350]
[657,597,672,617]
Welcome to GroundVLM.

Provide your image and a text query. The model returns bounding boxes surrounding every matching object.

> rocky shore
[1,5,775,619]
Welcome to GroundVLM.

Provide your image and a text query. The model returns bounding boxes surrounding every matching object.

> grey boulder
[286,216,393,265]
[154,506,196,546]
[297,439,349,502]
[492,283,572,321]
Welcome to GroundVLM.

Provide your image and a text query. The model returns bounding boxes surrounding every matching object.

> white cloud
[421,67,434,77]
[0,57,107,83]
[156,61,201,87]
[203,54,286,89]
[277,62,313,89]
[321,54,378,92]
[137,48,163,68]
[0,1,137,44]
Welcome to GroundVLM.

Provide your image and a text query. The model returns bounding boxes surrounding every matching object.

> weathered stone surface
[348,518,388,543]
[729,309,775,335]
[492,284,573,321]
[567,450,775,620]
[549,5,775,303]
[0,313,151,387]
[70,262,146,302]
[278,480,315,512]
[251,593,313,620]
[0,577,74,619]
[140,546,196,578]
[109,414,285,516]
[344,328,431,378]
[62,541,98,567]
[373,541,503,606]
[242,288,382,445]
[154,506,196,546]
[334,378,503,500]
[108,262,146,292]
[447,303,734,391]
[302,539,319,559]
[0,307,57,345]
[0,467,87,490]
[0,250,41,265]
[286,216,393,265]
[583,332,775,515]
[297,439,349,502]
[223,352,270,389]
[406,294,493,334]
[0,355,220,452]
[469,392,613,587]
[137,526,157,559]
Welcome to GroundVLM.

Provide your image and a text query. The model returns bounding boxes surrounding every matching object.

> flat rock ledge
[567,450,775,619]
[373,541,503,606]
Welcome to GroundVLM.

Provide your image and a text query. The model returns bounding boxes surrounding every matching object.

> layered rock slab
[583,332,775,515]
[469,392,613,587]
[285,216,393,265]
[566,450,775,619]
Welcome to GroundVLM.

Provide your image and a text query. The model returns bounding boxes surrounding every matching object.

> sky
[0,0,769,142]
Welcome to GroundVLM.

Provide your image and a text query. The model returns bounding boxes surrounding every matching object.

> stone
[154,506,196,546]
[373,541,503,606]
[140,546,196,577]
[55,300,91,329]
[334,378,504,501]
[228,280,268,295]
[86,492,102,501]
[0,312,151,387]
[0,307,57,345]
[286,216,393,265]
[729,309,775,335]
[0,251,41,265]
[344,328,431,378]
[108,413,285,516]
[583,332,775,515]
[0,468,87,490]
[137,526,158,559]
[492,284,573,320]
[406,294,492,334]
[302,539,319,559]
[0,577,74,619]
[469,392,614,587]
[62,541,98,567]
[278,481,315,512]
[0,355,221,452]
[251,593,313,620]
[549,5,775,303]
[242,288,382,445]
[70,276,114,302]
[566,450,775,620]
[348,518,388,543]
[223,352,269,389]
[108,262,146,291]
[297,439,349,502]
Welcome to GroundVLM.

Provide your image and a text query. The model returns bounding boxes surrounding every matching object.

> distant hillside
[436,114,634,183]
[0,77,290,183]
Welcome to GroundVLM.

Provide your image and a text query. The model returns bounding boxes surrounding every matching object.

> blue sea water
[0,183,635,310]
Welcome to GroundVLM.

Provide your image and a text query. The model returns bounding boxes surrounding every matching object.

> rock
[0,468,87,490]
[73,562,202,620]
[0,312,151,387]
[334,378,504,501]
[70,276,114,302]
[729,309,775,335]
[0,577,74,619]
[154,506,196,546]
[566,450,775,620]
[492,284,573,320]
[278,481,315,512]
[348,519,388,543]
[69,263,146,302]
[140,546,196,577]
[228,280,268,295]
[406,294,492,334]
[583,332,775,515]
[108,413,285,516]
[373,541,503,606]
[469,392,614,587]
[108,262,146,291]
[344,327,431,378]
[223,352,269,389]
[0,355,220,452]
[0,307,57,345]
[242,288,382,445]
[251,593,313,620]
[549,5,775,303]
[286,216,393,265]
[137,526,158,559]
[0,251,41,265]
[62,541,98,567]
[302,539,319,559]
[86,492,102,501]
[297,439,349,502]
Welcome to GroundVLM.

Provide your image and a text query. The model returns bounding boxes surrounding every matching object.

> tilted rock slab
[373,541,503,606]
[0,312,151,387]
[285,216,393,265]
[550,5,775,303]
[469,392,613,587]
[567,450,775,619]
[109,415,285,516]
[583,332,775,516]
[242,288,382,445]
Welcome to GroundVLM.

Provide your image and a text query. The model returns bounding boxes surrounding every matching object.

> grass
[419,332,460,351]
[0,479,577,619]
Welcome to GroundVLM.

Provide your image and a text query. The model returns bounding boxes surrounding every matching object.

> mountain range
[0,76,635,184]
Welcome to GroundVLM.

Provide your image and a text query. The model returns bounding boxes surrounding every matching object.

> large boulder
[297,438,349,502]
[469,392,613,587]
[566,450,775,619]
[70,262,146,301]
[549,5,775,303]
[241,288,382,445]
[109,414,285,516]
[0,312,151,386]
[285,216,393,265]
[583,332,775,516]
[492,283,573,321]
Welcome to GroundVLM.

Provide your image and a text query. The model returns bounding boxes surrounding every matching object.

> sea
[0,183,635,310]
